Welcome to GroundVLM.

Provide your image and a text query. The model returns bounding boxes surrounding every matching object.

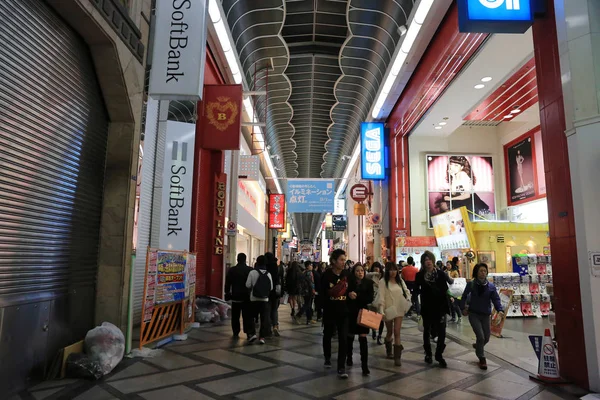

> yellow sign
[206,96,239,132]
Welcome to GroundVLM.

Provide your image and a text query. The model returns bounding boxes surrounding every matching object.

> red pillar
[532,0,588,388]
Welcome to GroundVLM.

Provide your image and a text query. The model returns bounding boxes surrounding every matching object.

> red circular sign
[350,184,369,202]
[543,344,554,356]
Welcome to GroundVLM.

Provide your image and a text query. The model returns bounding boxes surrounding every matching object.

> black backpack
[253,270,271,299]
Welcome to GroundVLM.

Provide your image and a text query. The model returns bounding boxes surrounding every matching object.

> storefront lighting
[438,122,447,126]
[435,126,442,130]
[372,0,435,119]
[474,84,485,89]
[504,114,514,119]
[511,108,521,114]
[481,77,493,82]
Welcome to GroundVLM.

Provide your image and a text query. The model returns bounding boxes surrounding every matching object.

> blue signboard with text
[287,180,335,213]
[458,0,536,33]
[360,122,386,180]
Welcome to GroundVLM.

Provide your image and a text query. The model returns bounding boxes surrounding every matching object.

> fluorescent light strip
[371,0,435,119]
[209,0,282,193]
[335,142,361,199]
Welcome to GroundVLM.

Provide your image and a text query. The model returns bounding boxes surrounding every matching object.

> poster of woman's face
[506,137,535,203]
[427,155,496,228]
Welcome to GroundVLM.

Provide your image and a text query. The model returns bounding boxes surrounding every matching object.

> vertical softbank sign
[149,0,208,100]
[159,121,195,250]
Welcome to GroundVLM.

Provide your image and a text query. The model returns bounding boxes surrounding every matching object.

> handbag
[328,276,348,298]
[357,309,383,330]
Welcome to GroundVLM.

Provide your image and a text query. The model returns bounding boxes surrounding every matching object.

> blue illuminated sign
[287,180,335,213]
[360,122,386,180]
[458,0,535,34]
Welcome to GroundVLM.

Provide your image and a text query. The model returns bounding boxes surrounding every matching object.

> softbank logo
[167,140,188,236]
[479,0,520,10]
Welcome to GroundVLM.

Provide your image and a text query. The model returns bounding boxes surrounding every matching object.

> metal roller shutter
[0,0,108,352]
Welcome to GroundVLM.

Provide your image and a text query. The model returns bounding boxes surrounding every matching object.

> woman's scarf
[424,268,437,283]
[476,277,488,296]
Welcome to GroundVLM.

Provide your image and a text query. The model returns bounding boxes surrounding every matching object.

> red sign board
[200,85,242,150]
[350,184,369,202]
[268,194,286,229]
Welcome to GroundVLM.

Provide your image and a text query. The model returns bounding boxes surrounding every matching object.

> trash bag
[84,322,125,375]
[195,296,231,323]
[66,353,104,380]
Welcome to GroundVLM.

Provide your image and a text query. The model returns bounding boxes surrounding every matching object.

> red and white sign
[227,221,237,236]
[350,184,369,202]
[268,194,286,229]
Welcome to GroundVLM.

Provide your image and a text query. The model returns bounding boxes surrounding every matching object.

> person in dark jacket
[322,249,351,379]
[265,252,281,336]
[285,261,302,322]
[224,253,253,338]
[460,263,504,370]
[415,251,454,367]
[346,263,375,376]
[313,263,323,321]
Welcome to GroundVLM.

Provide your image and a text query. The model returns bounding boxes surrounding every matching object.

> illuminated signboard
[360,122,386,180]
[268,194,286,229]
[457,0,536,34]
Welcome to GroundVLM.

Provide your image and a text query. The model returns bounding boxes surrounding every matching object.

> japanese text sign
[287,180,335,213]
[268,194,286,229]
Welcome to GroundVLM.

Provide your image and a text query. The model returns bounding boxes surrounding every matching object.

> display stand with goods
[490,252,552,318]
[139,248,197,349]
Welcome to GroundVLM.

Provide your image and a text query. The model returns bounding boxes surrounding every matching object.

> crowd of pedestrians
[224,249,504,378]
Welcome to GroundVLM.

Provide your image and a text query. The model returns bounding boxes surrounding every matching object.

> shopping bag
[357,309,383,330]
[448,278,467,298]
[280,293,289,305]
[417,316,424,332]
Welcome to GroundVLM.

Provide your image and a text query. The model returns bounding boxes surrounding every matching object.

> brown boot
[384,339,393,359]
[394,344,404,366]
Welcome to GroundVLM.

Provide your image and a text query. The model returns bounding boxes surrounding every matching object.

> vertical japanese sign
[287,180,335,213]
[268,194,286,229]
[200,85,243,150]
[361,122,386,180]
[159,121,196,251]
[155,251,187,304]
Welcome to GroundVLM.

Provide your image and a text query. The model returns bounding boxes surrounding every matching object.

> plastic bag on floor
[84,322,125,375]
[66,353,104,380]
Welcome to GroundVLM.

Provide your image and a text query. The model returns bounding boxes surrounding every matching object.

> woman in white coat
[376,262,412,366]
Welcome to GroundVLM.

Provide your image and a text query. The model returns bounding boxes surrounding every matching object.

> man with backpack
[246,255,273,344]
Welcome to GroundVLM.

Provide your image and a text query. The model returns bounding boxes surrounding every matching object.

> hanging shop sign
[457,0,537,34]
[149,0,208,100]
[268,194,286,229]
[159,121,196,251]
[239,155,260,180]
[504,127,546,206]
[200,85,243,150]
[360,122,386,180]
[332,215,347,232]
[213,174,227,255]
[287,180,335,213]
[350,184,369,202]
[431,207,477,251]
[325,229,335,240]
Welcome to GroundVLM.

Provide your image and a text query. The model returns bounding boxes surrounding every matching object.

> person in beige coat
[375,262,412,366]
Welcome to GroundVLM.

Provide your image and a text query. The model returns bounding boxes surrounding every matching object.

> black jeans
[249,301,270,339]
[315,294,323,320]
[303,295,314,322]
[323,313,349,371]
[423,314,447,356]
[231,301,252,336]
[406,281,420,315]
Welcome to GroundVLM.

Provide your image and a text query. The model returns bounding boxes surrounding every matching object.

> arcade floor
[18,311,586,400]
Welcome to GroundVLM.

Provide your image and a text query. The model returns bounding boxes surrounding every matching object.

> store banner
[426,154,496,228]
[360,122,386,180]
[504,128,546,206]
[287,180,335,213]
[149,0,207,100]
[159,121,196,251]
[457,0,534,34]
[200,85,242,150]
[268,194,286,229]
[332,215,347,232]
[213,173,227,256]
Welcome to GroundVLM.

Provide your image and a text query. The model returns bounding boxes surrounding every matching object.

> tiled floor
[18,311,585,400]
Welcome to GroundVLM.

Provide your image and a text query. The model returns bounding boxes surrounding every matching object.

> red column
[532,0,588,388]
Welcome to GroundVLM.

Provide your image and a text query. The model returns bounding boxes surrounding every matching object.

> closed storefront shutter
[0,0,108,390]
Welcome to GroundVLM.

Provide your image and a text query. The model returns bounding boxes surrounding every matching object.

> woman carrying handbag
[347,263,375,375]
[375,262,412,366]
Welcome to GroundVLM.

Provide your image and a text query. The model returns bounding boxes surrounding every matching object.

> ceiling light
[438,122,447,126]
[504,114,514,119]
[435,126,442,130]
[511,108,521,114]
[481,77,493,82]
[474,84,485,89]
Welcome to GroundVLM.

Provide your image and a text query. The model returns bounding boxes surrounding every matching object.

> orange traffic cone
[530,328,566,384]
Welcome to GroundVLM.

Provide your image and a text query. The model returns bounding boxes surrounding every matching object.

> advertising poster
[491,288,514,338]
[431,208,473,251]
[155,251,187,304]
[268,194,286,229]
[504,128,546,205]
[287,180,335,213]
[427,155,495,228]
[143,249,159,323]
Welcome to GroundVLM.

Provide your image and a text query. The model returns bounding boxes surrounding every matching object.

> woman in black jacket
[347,263,375,376]
[285,261,302,322]
[415,251,454,368]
